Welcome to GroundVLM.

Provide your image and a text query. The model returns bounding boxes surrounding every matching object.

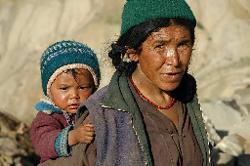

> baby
[30,40,100,163]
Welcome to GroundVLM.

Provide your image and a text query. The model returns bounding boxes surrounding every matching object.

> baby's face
[49,68,94,114]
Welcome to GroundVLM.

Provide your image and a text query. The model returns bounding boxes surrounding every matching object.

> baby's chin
[65,108,78,114]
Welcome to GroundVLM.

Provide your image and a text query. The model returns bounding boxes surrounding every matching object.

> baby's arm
[37,115,96,166]
[53,120,95,158]
[68,124,95,146]
[30,112,67,162]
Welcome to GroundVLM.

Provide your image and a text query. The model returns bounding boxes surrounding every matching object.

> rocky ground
[0,0,249,165]
[0,111,39,166]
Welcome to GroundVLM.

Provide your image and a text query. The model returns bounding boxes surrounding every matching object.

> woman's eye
[155,44,164,49]
[178,44,186,49]
[178,41,191,49]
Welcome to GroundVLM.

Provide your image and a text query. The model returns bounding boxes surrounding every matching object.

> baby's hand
[68,124,95,146]
[77,124,95,144]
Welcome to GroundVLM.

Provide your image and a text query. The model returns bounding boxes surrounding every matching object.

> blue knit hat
[40,40,101,97]
[121,0,196,35]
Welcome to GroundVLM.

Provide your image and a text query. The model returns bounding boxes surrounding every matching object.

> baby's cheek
[55,93,68,105]
[57,93,67,100]
[79,92,92,102]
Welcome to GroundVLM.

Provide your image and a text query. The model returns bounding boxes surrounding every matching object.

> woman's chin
[159,82,181,92]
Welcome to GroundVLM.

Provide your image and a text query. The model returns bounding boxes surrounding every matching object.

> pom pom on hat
[40,40,101,97]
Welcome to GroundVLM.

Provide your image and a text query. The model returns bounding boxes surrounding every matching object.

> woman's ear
[126,48,139,62]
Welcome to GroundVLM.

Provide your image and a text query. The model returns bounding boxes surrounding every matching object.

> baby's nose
[70,89,80,99]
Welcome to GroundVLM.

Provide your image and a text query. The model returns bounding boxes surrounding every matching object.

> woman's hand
[68,124,95,146]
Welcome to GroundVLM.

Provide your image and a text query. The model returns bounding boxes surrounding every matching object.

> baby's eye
[79,86,91,90]
[59,87,68,91]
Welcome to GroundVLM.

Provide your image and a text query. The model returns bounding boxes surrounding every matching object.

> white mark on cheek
[166,48,175,57]
[60,94,67,101]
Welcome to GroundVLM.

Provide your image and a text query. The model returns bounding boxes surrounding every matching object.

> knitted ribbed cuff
[54,125,73,157]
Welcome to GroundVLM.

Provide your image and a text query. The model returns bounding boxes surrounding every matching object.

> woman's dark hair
[172,73,197,103]
[108,18,195,76]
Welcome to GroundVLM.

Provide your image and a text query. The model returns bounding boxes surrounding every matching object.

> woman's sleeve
[76,111,97,166]
[85,142,96,166]
[38,143,90,166]
[29,112,68,162]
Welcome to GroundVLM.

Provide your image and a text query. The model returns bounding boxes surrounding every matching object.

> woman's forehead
[146,25,191,42]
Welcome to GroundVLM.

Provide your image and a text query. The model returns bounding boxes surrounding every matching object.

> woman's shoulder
[86,85,110,103]
[76,86,110,120]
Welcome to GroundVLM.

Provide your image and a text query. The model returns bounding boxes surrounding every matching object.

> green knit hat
[40,40,101,97]
[121,0,196,35]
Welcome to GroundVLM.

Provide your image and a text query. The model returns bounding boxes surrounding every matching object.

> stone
[244,141,250,154]
[0,111,39,166]
[201,100,242,132]
[216,152,236,166]
[216,134,246,157]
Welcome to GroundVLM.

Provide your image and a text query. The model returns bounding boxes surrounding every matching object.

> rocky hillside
[0,0,249,165]
[189,0,250,99]
[0,0,122,123]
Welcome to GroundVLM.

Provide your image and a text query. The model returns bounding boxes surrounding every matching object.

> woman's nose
[164,48,179,66]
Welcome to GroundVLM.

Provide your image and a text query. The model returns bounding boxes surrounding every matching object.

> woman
[40,0,212,165]
[77,0,212,165]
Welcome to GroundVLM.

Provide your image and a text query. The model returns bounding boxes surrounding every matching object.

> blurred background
[0,0,249,165]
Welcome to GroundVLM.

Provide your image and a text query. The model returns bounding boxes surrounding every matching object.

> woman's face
[133,25,193,91]
[49,68,94,114]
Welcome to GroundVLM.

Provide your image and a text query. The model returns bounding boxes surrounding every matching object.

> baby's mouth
[68,103,79,109]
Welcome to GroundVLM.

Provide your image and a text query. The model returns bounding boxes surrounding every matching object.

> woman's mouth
[161,72,183,81]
